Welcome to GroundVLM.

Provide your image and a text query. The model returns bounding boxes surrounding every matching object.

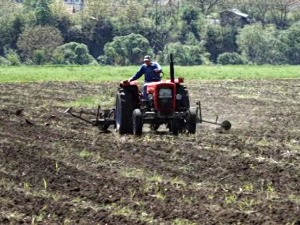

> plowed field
[1,79,300,225]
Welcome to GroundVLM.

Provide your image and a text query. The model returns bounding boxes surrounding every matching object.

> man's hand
[154,69,162,73]
[120,79,131,87]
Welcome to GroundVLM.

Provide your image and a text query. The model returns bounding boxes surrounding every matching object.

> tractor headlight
[148,93,153,100]
[159,88,172,98]
[176,94,182,100]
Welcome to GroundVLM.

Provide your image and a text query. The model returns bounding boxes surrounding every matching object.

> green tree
[35,0,54,26]
[202,24,238,63]
[17,25,63,63]
[178,5,203,43]
[0,7,24,56]
[237,23,287,64]
[280,22,300,64]
[85,0,113,19]
[23,0,55,26]
[163,42,207,65]
[187,0,224,14]
[82,17,114,58]
[55,15,72,42]
[52,42,97,65]
[102,33,153,65]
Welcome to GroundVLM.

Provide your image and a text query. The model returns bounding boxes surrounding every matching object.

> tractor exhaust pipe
[170,54,175,83]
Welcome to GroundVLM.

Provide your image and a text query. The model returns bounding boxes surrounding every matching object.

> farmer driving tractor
[126,55,163,98]
[65,53,232,135]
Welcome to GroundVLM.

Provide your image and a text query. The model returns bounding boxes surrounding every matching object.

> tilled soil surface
[0,79,300,225]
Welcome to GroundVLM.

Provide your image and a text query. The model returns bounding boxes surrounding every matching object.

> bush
[0,56,11,65]
[52,42,97,65]
[102,33,153,65]
[5,49,21,66]
[97,55,109,65]
[33,49,47,65]
[162,42,208,65]
[217,52,248,65]
[237,23,287,64]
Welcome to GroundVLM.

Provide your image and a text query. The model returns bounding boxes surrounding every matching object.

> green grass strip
[0,65,300,83]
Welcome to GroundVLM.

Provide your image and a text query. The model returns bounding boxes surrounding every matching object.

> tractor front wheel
[132,109,143,135]
[170,119,179,135]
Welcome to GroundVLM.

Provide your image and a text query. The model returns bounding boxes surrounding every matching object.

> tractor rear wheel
[132,109,143,135]
[177,85,190,110]
[186,108,198,134]
[115,90,134,134]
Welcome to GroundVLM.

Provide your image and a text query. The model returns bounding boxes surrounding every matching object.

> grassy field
[0,64,300,82]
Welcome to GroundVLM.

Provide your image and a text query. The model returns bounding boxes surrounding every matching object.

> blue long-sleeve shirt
[130,62,162,82]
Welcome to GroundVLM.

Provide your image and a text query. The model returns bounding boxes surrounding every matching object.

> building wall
[63,0,84,12]
[15,0,85,12]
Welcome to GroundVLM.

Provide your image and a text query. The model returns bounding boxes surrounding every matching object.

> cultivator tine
[64,107,72,114]
[196,101,202,123]
[64,107,94,125]
[96,105,100,123]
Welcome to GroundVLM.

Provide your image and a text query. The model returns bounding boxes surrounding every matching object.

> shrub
[33,49,47,65]
[237,23,287,64]
[52,42,97,65]
[162,42,208,65]
[5,49,21,66]
[102,33,153,65]
[0,56,11,65]
[217,52,248,65]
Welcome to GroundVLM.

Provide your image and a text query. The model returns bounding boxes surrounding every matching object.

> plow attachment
[196,101,231,131]
[64,106,116,131]
[64,102,231,134]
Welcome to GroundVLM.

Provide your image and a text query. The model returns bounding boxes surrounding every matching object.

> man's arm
[129,65,145,81]
[153,62,162,73]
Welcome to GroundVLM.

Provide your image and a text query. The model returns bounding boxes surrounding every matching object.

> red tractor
[65,54,231,135]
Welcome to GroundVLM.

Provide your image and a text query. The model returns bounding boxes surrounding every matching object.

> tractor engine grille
[158,88,173,110]
[158,98,173,109]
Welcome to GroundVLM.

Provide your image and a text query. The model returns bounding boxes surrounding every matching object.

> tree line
[0,0,300,66]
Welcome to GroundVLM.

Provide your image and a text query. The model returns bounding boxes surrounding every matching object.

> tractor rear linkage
[64,101,231,133]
